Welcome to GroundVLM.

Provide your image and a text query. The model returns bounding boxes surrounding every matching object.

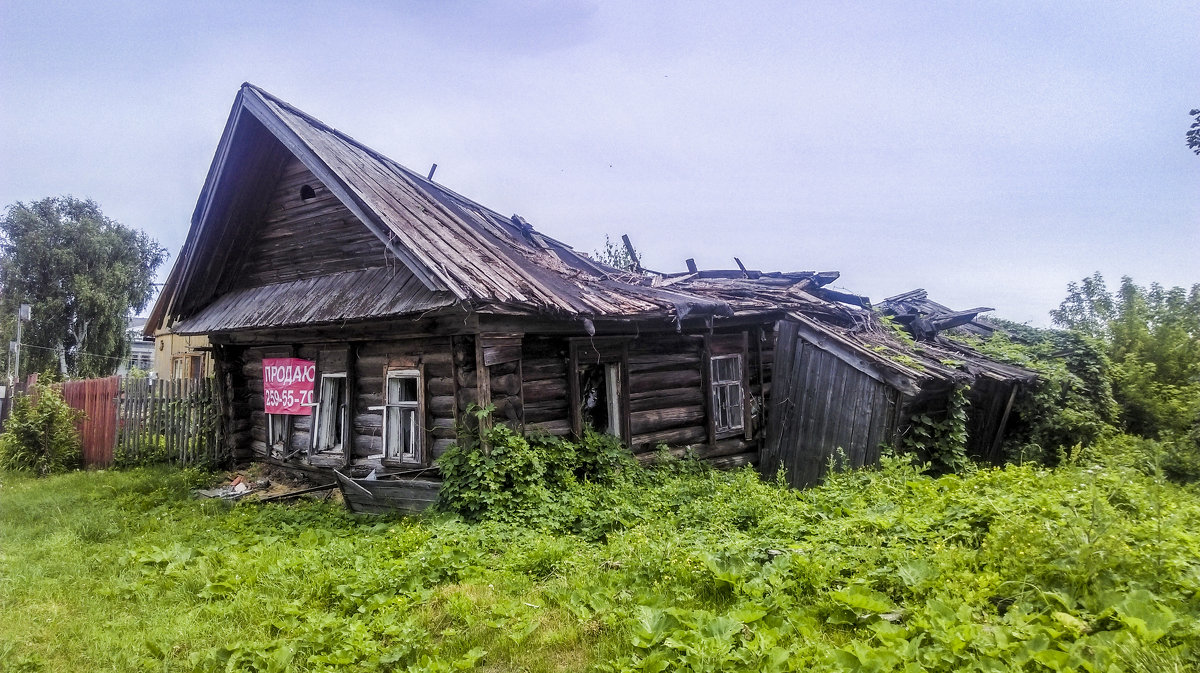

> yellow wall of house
[153,333,214,379]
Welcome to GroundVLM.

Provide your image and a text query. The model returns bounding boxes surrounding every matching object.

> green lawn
[1,449,1199,672]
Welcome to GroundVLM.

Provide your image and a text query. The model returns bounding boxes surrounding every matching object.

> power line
[15,342,139,362]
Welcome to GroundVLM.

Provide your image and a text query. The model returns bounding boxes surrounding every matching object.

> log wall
[230,156,386,290]
[219,323,777,477]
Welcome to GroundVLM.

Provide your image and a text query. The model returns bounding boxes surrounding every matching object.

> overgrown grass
[2,443,1199,672]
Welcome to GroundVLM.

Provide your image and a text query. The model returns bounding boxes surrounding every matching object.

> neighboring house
[119,317,156,376]
[146,84,1033,500]
[150,330,213,380]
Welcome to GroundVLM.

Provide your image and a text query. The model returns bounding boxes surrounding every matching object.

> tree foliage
[1052,274,1200,439]
[0,197,166,378]
[952,320,1118,464]
[1047,274,1200,480]
[1188,108,1200,156]
[594,234,642,272]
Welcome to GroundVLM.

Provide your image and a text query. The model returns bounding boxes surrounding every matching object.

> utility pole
[13,303,30,388]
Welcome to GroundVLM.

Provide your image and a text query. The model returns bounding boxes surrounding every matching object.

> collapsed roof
[146,84,1035,395]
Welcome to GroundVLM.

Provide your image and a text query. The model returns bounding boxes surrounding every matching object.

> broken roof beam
[930,307,993,331]
[813,287,871,309]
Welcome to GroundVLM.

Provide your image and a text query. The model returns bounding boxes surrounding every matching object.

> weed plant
[0,384,82,475]
[1,439,1199,671]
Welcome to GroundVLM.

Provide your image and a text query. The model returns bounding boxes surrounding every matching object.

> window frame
[568,338,630,443]
[709,353,746,437]
[267,412,289,450]
[311,372,347,454]
[382,367,425,466]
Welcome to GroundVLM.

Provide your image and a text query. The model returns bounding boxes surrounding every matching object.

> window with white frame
[267,413,288,448]
[384,369,422,463]
[312,373,347,453]
[710,354,745,435]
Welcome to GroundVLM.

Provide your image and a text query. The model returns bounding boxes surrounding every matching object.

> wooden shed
[147,84,1034,505]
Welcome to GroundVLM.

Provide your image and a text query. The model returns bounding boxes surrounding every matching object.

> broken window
[578,362,622,437]
[384,369,422,464]
[267,413,288,449]
[710,354,745,435]
[312,373,347,453]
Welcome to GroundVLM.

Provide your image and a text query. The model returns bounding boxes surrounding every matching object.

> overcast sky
[1,1,1197,324]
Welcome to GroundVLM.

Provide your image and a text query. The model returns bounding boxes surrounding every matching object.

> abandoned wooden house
[146,84,1034,506]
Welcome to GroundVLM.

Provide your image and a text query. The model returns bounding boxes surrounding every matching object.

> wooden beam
[621,234,642,272]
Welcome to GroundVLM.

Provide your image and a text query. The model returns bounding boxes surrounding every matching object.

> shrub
[0,385,83,475]
[437,408,633,524]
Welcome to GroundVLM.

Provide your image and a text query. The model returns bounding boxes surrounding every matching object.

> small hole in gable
[300,184,316,201]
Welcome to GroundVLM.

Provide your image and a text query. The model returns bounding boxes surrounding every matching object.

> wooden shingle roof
[156,83,826,334]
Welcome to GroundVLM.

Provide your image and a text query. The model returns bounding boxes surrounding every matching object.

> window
[569,339,628,441]
[578,362,621,437]
[171,353,205,380]
[267,413,288,448]
[312,373,347,453]
[710,354,745,435]
[384,369,422,464]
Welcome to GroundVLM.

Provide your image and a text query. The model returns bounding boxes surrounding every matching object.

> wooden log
[521,359,565,380]
[707,451,757,470]
[522,379,568,403]
[489,372,521,396]
[628,369,701,394]
[431,438,455,459]
[629,387,704,413]
[630,405,705,436]
[426,376,455,396]
[429,395,455,417]
[523,400,568,424]
[628,353,701,373]
[527,419,571,436]
[631,424,707,448]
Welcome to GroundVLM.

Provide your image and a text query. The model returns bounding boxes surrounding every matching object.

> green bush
[0,385,83,476]
[437,408,633,524]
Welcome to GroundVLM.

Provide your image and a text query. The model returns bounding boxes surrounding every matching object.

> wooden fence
[60,376,121,467]
[114,377,221,467]
[39,376,221,468]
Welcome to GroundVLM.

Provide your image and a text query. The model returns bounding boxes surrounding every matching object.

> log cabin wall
[232,337,457,472]
[218,321,777,474]
[521,336,570,437]
[519,326,772,469]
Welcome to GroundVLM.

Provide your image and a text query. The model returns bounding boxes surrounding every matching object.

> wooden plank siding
[229,156,389,290]
[762,320,902,488]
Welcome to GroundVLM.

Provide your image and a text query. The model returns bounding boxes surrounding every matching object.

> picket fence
[56,376,221,467]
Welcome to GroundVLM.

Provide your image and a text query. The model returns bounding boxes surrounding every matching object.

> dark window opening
[578,362,620,436]
[299,184,316,201]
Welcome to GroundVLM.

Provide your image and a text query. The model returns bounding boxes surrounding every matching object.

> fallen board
[334,470,441,515]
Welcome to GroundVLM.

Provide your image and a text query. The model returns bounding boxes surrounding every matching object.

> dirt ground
[208,463,344,504]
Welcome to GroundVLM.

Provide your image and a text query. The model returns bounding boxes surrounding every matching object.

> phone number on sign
[264,389,313,409]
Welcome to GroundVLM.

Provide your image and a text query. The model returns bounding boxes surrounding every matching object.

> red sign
[262,358,316,415]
